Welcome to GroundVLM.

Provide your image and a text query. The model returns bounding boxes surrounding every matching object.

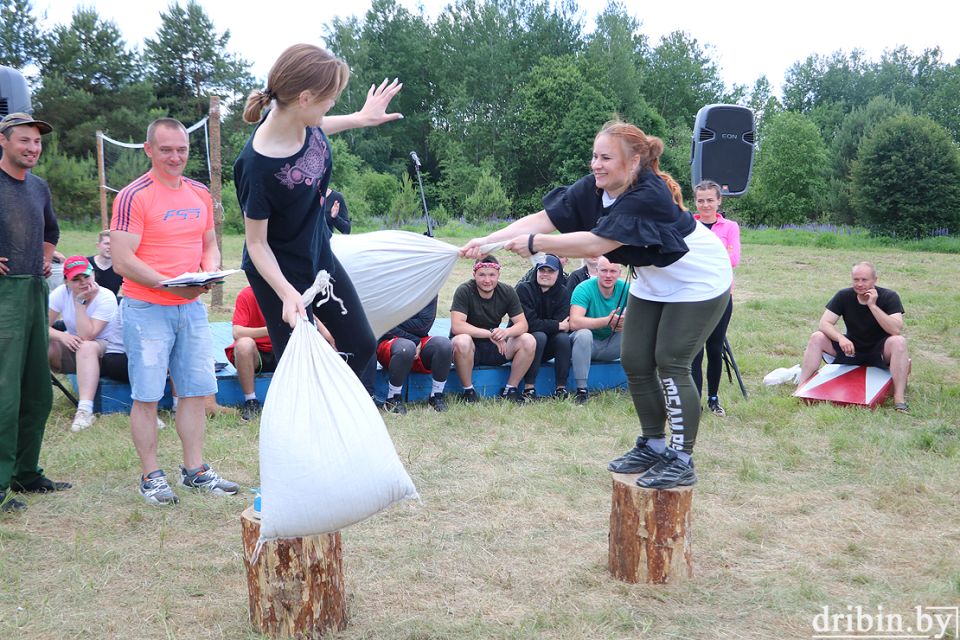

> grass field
[2,230,958,639]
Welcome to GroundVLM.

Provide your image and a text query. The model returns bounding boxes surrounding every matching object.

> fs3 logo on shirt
[162,208,201,221]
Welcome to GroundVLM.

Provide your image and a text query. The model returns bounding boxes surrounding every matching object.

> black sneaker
[522,388,539,402]
[0,491,27,513]
[574,388,589,405]
[459,388,479,403]
[428,392,448,412]
[607,437,664,474]
[499,386,525,405]
[10,475,72,493]
[383,395,407,415]
[553,387,569,400]
[635,448,697,488]
[240,399,261,421]
[707,396,725,417]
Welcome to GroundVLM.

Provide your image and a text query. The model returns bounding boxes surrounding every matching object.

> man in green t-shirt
[451,255,536,404]
[569,257,627,404]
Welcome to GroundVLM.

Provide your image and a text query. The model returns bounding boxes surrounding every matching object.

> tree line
[3,0,959,238]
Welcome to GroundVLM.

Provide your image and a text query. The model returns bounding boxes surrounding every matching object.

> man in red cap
[0,112,72,513]
[48,255,126,432]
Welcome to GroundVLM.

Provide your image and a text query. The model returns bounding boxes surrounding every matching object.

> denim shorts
[121,297,217,402]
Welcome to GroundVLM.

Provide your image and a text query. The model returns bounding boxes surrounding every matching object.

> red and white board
[794,364,893,409]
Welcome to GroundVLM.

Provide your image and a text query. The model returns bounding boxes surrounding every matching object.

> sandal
[894,402,909,414]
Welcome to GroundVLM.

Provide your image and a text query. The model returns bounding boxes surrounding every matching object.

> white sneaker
[71,409,96,432]
[156,416,166,429]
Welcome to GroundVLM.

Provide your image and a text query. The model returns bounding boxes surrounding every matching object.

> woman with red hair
[462,120,731,488]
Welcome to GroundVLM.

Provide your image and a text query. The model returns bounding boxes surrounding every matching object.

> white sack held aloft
[258,273,419,540]
[330,230,462,338]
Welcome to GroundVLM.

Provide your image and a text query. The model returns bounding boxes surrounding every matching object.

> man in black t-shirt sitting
[450,255,536,404]
[797,261,910,412]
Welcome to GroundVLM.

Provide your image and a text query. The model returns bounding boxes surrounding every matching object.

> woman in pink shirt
[691,180,740,416]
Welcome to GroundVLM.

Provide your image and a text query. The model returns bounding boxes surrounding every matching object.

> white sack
[259,278,419,539]
[331,231,503,337]
[763,364,801,386]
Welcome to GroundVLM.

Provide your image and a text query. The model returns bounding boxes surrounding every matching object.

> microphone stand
[410,151,434,237]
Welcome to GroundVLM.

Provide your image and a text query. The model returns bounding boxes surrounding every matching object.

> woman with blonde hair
[234,43,402,370]
[462,120,731,488]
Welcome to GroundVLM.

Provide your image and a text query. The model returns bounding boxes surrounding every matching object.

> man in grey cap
[514,254,573,400]
[0,112,73,514]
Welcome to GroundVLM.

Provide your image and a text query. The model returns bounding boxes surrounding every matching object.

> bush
[463,169,511,223]
[851,114,960,238]
[387,173,420,227]
[748,111,829,226]
[355,170,400,219]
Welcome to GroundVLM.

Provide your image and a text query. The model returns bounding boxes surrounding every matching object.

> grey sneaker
[607,437,665,474]
[179,464,239,495]
[71,409,96,432]
[139,470,180,505]
[635,448,697,488]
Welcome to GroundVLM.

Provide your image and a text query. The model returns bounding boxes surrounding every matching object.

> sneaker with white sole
[179,464,239,495]
[139,470,180,505]
[635,448,697,488]
[706,396,726,417]
[71,409,96,432]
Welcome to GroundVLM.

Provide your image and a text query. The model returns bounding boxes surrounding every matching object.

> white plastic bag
[763,364,801,386]
[258,274,419,540]
[331,231,460,338]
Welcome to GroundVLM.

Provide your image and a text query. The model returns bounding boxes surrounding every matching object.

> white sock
[78,400,94,414]
[463,385,474,391]
[387,383,403,399]
[244,393,256,401]
[647,438,666,453]
[431,379,446,395]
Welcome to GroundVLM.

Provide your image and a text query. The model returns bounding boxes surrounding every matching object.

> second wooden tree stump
[608,473,694,584]
[240,507,347,638]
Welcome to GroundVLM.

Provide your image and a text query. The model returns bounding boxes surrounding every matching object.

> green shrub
[851,114,960,238]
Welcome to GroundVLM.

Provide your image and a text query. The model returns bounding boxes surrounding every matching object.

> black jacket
[379,296,437,343]
[514,279,571,335]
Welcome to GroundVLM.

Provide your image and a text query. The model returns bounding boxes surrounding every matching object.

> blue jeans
[122,298,217,402]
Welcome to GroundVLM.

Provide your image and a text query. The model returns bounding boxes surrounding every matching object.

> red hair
[596,120,685,210]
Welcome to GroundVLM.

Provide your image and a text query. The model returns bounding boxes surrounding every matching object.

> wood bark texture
[608,474,694,584]
[240,507,347,638]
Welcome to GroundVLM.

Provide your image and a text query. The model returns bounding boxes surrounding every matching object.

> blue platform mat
[72,320,625,413]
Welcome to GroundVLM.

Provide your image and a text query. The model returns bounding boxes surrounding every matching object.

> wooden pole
[608,474,694,584]
[96,131,108,230]
[240,508,348,638]
[209,95,224,307]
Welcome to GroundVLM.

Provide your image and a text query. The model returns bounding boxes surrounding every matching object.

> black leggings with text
[620,290,730,454]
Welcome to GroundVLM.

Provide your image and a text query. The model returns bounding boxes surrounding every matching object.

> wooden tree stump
[608,474,694,584]
[240,507,347,638]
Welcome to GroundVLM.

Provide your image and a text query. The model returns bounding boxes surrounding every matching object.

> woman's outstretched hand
[359,78,403,127]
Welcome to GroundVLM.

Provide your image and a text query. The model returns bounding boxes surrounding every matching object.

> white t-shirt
[49,284,124,354]
[629,221,733,302]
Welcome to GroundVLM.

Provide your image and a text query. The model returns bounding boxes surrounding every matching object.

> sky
[32,0,960,97]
